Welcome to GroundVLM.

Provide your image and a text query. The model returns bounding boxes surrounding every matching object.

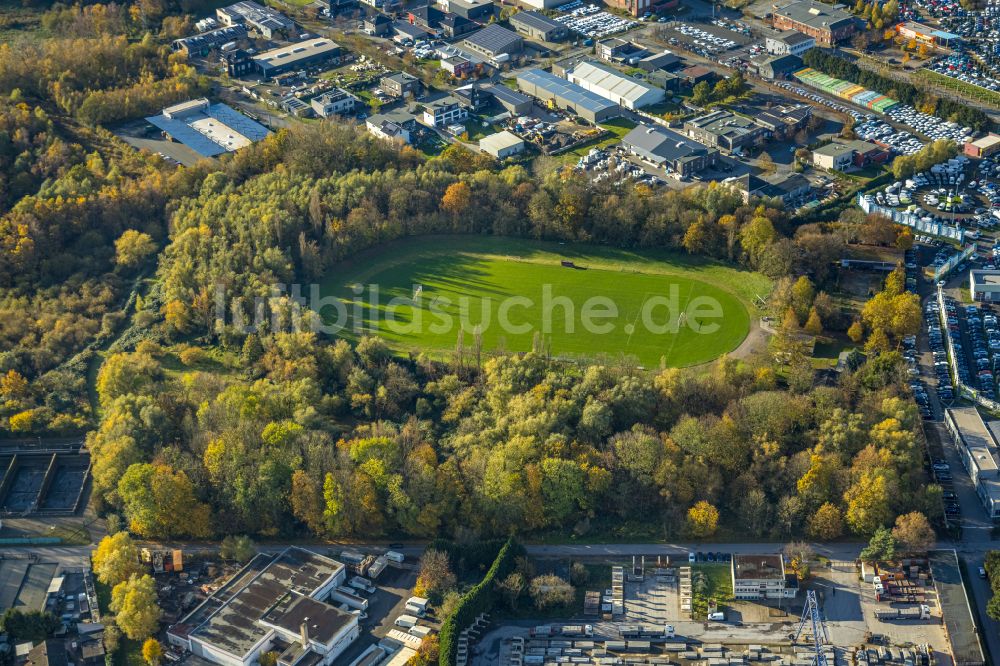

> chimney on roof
[301,617,310,647]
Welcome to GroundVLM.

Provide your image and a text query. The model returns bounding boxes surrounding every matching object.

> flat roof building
[311,89,357,118]
[146,99,271,161]
[732,554,796,600]
[965,134,1000,159]
[480,130,525,158]
[217,1,294,38]
[812,139,885,171]
[172,25,248,56]
[945,406,1000,519]
[485,84,533,115]
[516,68,619,123]
[684,110,767,153]
[621,124,718,178]
[167,547,358,666]
[509,10,569,42]
[566,60,665,110]
[896,20,959,47]
[463,24,524,58]
[447,0,494,20]
[772,0,856,46]
[971,269,1000,303]
[253,39,342,78]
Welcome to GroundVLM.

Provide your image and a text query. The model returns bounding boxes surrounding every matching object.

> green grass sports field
[323,237,769,368]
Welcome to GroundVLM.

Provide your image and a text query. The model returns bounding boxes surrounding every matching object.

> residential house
[422,96,469,127]
[380,71,422,98]
[311,89,357,117]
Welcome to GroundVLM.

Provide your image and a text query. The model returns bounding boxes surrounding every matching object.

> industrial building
[596,38,647,64]
[601,0,678,17]
[812,139,886,171]
[638,51,683,72]
[752,53,803,80]
[480,130,526,158]
[463,24,524,59]
[167,547,359,666]
[511,0,567,10]
[442,55,473,77]
[253,39,343,79]
[895,21,959,47]
[145,99,271,160]
[485,84,533,115]
[965,134,1000,159]
[509,10,569,42]
[566,60,665,110]
[516,69,619,123]
[772,0,857,46]
[311,89,357,117]
[223,49,254,78]
[172,25,248,56]
[732,554,797,600]
[447,0,494,21]
[683,110,767,153]
[216,1,294,38]
[753,103,811,138]
[944,406,1000,519]
[621,124,718,177]
[726,172,812,205]
[765,29,815,56]
[970,270,1000,303]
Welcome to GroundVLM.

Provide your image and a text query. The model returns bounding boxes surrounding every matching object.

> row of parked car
[773,81,865,121]
[555,4,638,38]
[854,118,925,156]
[885,104,975,144]
[926,52,1000,94]
[925,298,956,406]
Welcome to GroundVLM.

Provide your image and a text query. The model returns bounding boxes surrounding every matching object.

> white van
[707,612,725,621]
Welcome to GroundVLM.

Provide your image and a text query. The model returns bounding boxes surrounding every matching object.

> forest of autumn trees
[0,1,935,543]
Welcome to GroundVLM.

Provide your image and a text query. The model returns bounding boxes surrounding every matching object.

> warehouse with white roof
[566,60,665,110]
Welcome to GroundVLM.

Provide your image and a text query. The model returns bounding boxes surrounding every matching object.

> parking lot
[554,3,639,39]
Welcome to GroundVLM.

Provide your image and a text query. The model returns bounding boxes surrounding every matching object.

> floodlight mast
[792,590,829,666]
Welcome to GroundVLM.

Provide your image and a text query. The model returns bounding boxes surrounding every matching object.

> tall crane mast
[792,590,830,666]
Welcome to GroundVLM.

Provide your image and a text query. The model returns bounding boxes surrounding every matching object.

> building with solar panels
[216,1,295,38]
[463,24,524,59]
[516,69,619,123]
[145,99,271,162]
[252,39,344,79]
[172,25,248,56]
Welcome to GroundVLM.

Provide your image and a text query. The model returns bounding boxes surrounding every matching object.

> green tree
[860,526,898,562]
[118,463,212,539]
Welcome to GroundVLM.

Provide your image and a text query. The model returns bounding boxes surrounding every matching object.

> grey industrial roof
[173,25,247,52]
[480,130,524,152]
[639,51,681,70]
[384,71,419,85]
[777,29,814,44]
[219,1,294,31]
[486,84,532,106]
[464,23,522,54]
[517,69,616,115]
[145,101,270,157]
[510,10,565,33]
[687,110,760,139]
[186,548,344,659]
[774,0,854,29]
[253,39,340,73]
[259,594,354,645]
[393,20,430,37]
[26,641,68,666]
[623,124,707,164]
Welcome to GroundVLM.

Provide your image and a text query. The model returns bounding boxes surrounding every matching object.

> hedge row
[438,537,526,666]
[426,538,511,576]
